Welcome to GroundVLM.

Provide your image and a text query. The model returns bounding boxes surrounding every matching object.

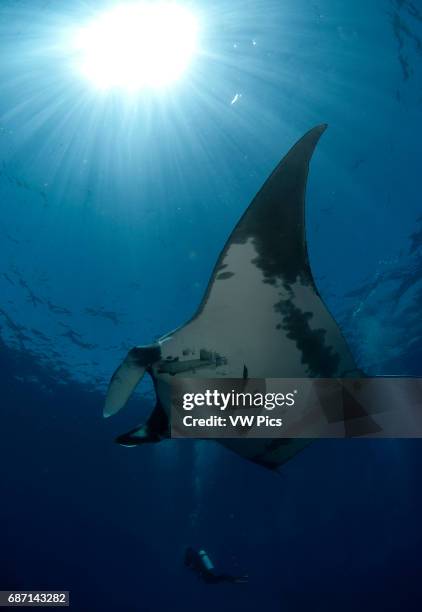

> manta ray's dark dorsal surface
[105,125,362,469]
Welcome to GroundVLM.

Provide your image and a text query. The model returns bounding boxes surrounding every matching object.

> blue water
[1,1,422,610]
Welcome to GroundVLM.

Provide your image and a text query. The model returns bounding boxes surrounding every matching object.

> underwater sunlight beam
[71,2,199,92]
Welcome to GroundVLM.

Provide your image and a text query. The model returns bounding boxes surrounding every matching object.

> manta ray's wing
[164,125,359,379]
[196,125,327,318]
[153,125,365,470]
[107,126,364,471]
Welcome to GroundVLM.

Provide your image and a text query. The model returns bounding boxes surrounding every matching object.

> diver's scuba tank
[199,550,214,571]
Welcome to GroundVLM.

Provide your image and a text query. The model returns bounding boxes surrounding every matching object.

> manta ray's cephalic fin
[115,400,170,447]
[104,344,161,418]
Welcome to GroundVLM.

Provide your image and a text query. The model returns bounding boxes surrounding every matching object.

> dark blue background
[1,1,422,610]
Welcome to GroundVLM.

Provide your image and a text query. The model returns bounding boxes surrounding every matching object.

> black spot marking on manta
[275,299,341,377]
[217,271,235,280]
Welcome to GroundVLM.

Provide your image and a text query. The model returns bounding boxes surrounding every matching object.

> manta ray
[104,125,365,470]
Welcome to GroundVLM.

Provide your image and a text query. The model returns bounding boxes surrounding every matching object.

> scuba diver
[184,547,248,585]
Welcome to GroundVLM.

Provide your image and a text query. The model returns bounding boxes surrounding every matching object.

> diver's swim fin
[115,401,169,447]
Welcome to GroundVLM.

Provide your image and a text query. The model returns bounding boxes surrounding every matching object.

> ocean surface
[1,1,422,610]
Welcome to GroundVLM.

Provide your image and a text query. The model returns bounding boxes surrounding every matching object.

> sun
[72,2,199,91]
